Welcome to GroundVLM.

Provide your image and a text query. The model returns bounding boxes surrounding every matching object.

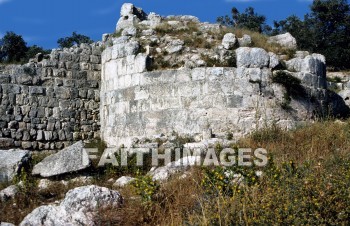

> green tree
[217,7,271,33]
[57,32,93,48]
[0,31,28,63]
[274,0,350,69]
[24,45,50,62]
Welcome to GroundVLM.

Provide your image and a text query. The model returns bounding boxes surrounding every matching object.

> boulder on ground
[149,156,201,181]
[0,185,19,202]
[268,32,297,49]
[20,185,123,226]
[0,223,15,226]
[0,149,31,183]
[113,176,135,187]
[32,141,90,177]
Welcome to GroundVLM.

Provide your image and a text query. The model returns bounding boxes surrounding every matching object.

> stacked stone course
[0,43,102,150]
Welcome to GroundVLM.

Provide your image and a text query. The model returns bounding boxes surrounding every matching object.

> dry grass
[95,169,203,226]
[222,27,296,58]
[239,120,350,165]
[2,120,350,225]
[95,119,350,225]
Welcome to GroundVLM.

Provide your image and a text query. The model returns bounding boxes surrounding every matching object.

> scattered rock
[69,176,93,185]
[37,179,54,190]
[113,176,135,187]
[121,26,138,37]
[0,222,15,226]
[20,185,123,226]
[0,185,19,202]
[268,32,297,49]
[32,141,90,177]
[166,39,184,54]
[0,149,31,183]
[222,33,237,50]
[149,156,201,181]
[238,34,252,47]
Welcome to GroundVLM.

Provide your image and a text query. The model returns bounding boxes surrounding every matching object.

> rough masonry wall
[0,43,102,150]
[100,40,328,148]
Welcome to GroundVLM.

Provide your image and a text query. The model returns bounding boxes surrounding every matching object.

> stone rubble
[20,185,123,226]
[268,32,297,49]
[113,176,136,187]
[32,141,90,177]
[0,185,18,202]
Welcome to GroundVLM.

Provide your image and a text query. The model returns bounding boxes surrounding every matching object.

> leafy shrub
[57,32,93,48]
[132,174,160,202]
[272,70,304,98]
[0,31,27,63]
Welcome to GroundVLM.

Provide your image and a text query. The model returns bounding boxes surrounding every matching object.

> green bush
[272,71,304,98]
[132,174,160,202]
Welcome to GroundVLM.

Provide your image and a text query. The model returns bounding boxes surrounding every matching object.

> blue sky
[0,0,313,49]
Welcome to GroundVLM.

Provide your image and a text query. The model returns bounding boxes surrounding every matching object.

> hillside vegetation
[1,119,350,225]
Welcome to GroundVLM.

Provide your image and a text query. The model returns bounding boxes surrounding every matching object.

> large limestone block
[32,141,90,177]
[20,185,123,226]
[268,32,297,49]
[286,54,326,77]
[236,47,270,68]
[222,33,237,50]
[0,149,30,183]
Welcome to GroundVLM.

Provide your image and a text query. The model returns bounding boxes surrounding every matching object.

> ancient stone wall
[0,43,102,150]
[100,39,329,148]
[98,3,343,148]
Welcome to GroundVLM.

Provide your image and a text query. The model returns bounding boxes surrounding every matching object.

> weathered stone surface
[113,176,135,187]
[0,42,101,151]
[286,54,326,77]
[122,26,138,37]
[147,12,162,28]
[222,33,237,50]
[268,32,297,49]
[0,149,31,183]
[149,156,201,181]
[165,39,184,54]
[0,222,15,226]
[236,47,270,68]
[238,34,252,47]
[0,138,14,149]
[269,52,280,69]
[32,141,90,177]
[37,179,54,190]
[116,3,147,32]
[0,185,18,202]
[20,185,123,226]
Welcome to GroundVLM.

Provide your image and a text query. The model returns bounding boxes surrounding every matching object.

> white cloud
[0,0,12,5]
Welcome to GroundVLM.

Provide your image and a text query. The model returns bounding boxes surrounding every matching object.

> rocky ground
[1,3,350,225]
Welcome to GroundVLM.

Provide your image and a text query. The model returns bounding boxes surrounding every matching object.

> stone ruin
[0,3,349,151]
[1,4,350,224]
